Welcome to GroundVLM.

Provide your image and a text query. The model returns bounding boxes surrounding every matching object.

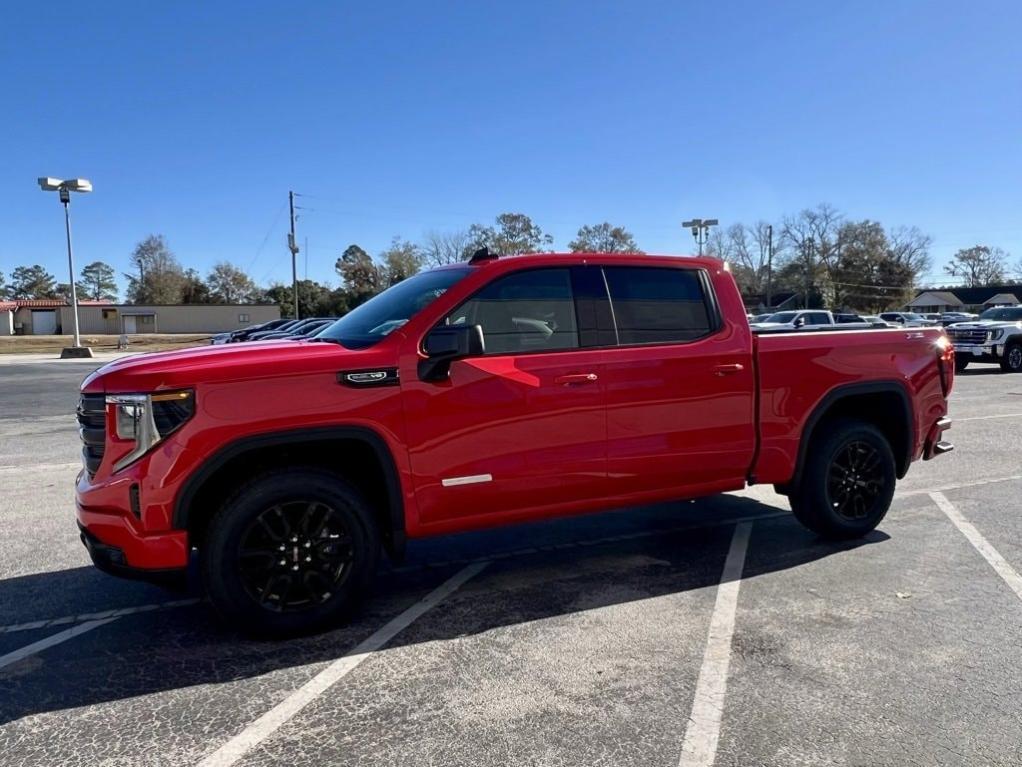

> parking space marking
[931,491,1022,602]
[955,412,1022,422]
[0,617,119,671]
[0,598,201,635]
[197,561,488,767]
[678,522,752,767]
[898,474,1022,498]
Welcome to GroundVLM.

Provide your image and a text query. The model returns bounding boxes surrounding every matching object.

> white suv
[946,306,1022,373]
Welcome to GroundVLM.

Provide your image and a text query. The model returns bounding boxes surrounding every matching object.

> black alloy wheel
[238,501,355,612]
[825,441,885,521]
[202,468,379,637]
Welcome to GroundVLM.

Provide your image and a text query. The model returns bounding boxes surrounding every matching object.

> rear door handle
[554,373,599,386]
[713,363,745,376]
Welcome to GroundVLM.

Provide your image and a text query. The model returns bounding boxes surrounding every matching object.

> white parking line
[898,474,1022,498]
[678,522,752,767]
[0,617,119,671]
[930,491,1022,601]
[955,412,1022,422]
[196,561,488,767]
[0,598,201,634]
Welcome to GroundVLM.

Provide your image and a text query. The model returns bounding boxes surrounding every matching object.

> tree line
[3,207,1016,316]
[708,203,1020,311]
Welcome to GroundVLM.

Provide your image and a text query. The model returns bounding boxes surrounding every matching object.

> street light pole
[60,189,82,348]
[682,218,719,256]
[38,177,93,358]
[766,224,774,308]
[288,190,300,320]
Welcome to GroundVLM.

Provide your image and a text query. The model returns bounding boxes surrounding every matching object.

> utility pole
[287,191,300,319]
[766,224,774,308]
[682,218,719,256]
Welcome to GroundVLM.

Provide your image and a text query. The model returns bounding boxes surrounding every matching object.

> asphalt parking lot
[1,354,1021,766]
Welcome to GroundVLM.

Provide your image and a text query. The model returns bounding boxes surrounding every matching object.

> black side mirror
[793,316,806,328]
[418,324,485,381]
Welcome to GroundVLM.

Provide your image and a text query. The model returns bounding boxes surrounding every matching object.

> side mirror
[793,316,806,328]
[418,324,485,381]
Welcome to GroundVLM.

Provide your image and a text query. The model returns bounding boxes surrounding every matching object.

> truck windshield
[764,311,798,323]
[315,267,473,349]
[979,307,1022,321]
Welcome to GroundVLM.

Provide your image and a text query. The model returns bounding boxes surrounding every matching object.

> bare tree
[944,245,1009,287]
[422,230,472,267]
[781,204,844,307]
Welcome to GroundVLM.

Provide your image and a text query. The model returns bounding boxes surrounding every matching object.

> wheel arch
[790,381,914,488]
[173,426,406,560]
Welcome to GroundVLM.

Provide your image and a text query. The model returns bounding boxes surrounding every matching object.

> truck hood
[948,320,1022,330]
[82,339,391,393]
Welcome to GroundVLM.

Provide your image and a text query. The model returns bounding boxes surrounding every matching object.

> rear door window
[602,267,714,345]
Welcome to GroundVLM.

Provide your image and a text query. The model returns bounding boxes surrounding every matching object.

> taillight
[936,335,954,396]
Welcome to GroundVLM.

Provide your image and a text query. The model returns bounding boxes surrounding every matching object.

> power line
[245,201,288,274]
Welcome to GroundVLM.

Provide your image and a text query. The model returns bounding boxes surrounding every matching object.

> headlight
[106,390,194,471]
[989,329,1004,341]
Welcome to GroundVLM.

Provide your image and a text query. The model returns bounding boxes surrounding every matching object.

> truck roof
[438,252,727,272]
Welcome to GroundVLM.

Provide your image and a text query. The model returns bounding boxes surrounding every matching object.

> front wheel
[1000,342,1022,373]
[790,418,896,539]
[202,468,379,637]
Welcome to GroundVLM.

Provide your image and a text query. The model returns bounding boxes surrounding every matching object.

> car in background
[879,312,937,328]
[210,318,295,344]
[254,317,336,341]
[922,313,943,323]
[833,313,874,328]
[945,306,1022,373]
[245,318,310,341]
[749,312,773,323]
[861,314,899,328]
[751,309,834,330]
[939,311,978,326]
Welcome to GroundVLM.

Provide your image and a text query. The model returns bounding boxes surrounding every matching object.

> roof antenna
[469,246,498,264]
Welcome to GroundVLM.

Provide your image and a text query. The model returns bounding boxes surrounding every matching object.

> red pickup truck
[76,252,955,635]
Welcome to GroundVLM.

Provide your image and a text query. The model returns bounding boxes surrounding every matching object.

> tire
[789,418,896,540]
[1000,342,1022,373]
[954,356,969,373]
[202,468,380,637]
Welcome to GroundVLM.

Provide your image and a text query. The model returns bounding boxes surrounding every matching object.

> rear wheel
[954,356,969,373]
[202,468,379,637]
[790,418,896,539]
[1000,342,1022,373]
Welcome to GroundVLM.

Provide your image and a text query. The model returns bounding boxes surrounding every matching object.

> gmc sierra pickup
[76,252,955,635]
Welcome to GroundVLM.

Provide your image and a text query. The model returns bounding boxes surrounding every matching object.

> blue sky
[2,1,1020,294]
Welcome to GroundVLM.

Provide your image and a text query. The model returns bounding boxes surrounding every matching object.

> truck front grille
[77,394,107,477]
[948,328,987,345]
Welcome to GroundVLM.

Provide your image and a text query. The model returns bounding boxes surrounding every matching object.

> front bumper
[78,522,187,587]
[954,343,1000,360]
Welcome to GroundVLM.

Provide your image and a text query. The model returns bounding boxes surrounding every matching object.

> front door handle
[554,373,599,386]
[713,363,745,376]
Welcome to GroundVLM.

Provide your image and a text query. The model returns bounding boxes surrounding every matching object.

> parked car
[939,312,978,326]
[945,306,1022,373]
[210,318,293,345]
[879,312,938,328]
[750,309,835,330]
[75,252,954,635]
[288,319,335,338]
[861,315,898,328]
[244,318,307,341]
[833,313,875,328]
[255,317,335,340]
[922,313,942,323]
[749,312,773,323]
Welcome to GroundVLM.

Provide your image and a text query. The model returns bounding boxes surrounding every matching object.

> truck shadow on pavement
[0,493,889,726]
